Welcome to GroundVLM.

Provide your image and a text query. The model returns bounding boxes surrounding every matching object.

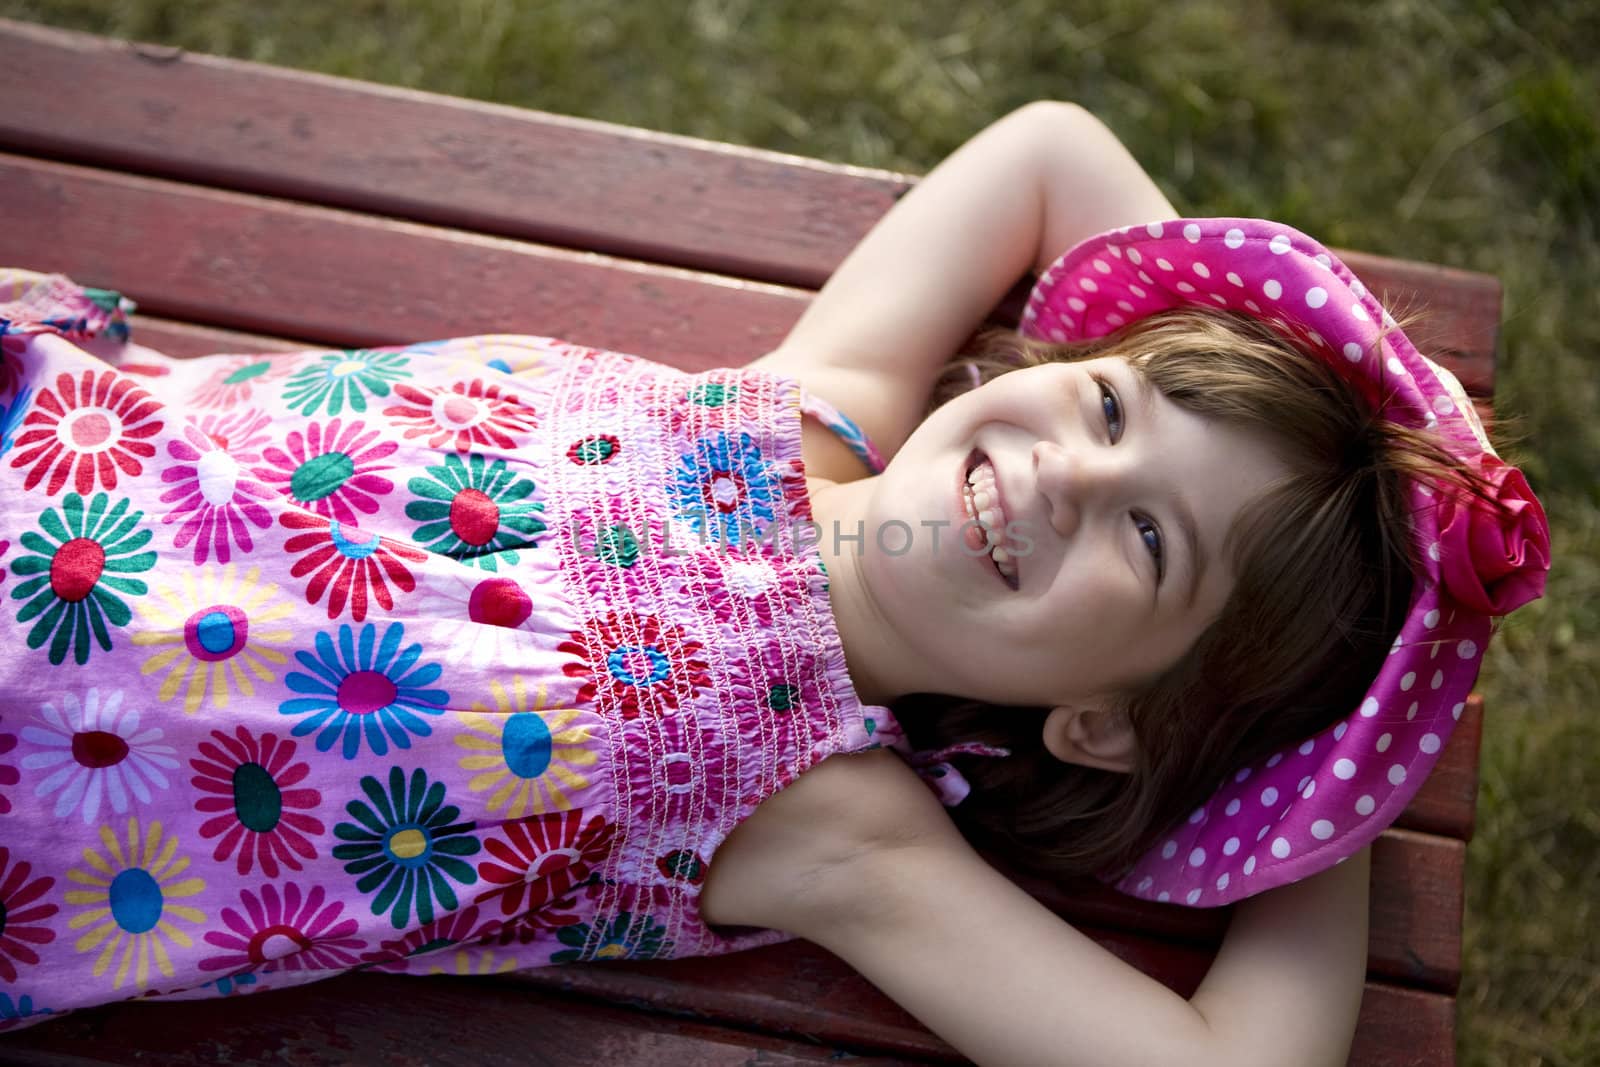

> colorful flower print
[279,621,449,760]
[280,348,409,417]
[558,610,712,720]
[158,409,276,565]
[405,334,567,376]
[405,453,546,569]
[132,563,294,714]
[413,944,520,976]
[475,889,587,946]
[567,433,621,465]
[456,677,600,819]
[10,369,164,497]
[256,418,398,526]
[473,809,614,919]
[189,355,291,410]
[656,850,707,885]
[0,712,15,815]
[64,818,207,991]
[20,689,177,823]
[420,574,542,669]
[0,333,24,397]
[0,385,31,457]
[200,883,363,976]
[333,766,481,929]
[0,992,55,1032]
[189,726,324,878]
[549,909,672,964]
[0,847,58,984]
[9,492,157,665]
[383,378,539,451]
[669,430,781,547]
[357,904,497,973]
[203,970,259,996]
[280,511,426,622]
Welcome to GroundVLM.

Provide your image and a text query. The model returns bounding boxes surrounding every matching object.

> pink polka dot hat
[1022,218,1551,906]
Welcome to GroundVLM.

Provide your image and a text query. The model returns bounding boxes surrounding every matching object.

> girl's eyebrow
[1124,362,1206,607]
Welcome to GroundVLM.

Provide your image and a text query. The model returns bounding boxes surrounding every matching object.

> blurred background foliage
[5,1,1596,1062]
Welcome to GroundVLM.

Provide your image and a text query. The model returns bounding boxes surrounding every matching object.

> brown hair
[897,308,1479,884]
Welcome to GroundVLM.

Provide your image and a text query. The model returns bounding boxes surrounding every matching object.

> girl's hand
[749,101,1175,468]
[800,825,1369,1067]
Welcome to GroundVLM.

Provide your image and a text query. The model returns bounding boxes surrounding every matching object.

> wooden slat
[0,973,927,1067]
[0,153,809,367]
[0,16,911,291]
[0,18,1498,399]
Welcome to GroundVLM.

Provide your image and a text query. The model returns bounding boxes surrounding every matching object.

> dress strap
[797,389,886,475]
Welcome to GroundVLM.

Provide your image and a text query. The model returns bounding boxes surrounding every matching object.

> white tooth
[991,546,1010,564]
[979,508,1003,529]
[973,489,994,510]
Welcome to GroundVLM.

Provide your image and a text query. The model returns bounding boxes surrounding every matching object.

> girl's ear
[1042,705,1137,774]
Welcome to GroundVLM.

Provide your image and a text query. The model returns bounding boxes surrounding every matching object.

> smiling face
[857,354,1292,710]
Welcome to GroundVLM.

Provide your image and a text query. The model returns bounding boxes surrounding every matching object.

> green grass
[6,0,1597,1062]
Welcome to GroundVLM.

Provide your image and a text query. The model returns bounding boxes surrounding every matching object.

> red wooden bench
[0,18,1499,1065]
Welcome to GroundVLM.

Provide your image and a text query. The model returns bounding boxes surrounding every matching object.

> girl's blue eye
[1136,515,1165,580]
[1097,378,1123,442]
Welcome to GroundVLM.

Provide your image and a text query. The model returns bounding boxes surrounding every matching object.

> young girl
[0,101,1547,1064]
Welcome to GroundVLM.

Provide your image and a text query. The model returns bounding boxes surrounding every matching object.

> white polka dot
[1226,798,1242,816]
[1189,807,1207,825]
[1343,343,1363,362]
[1234,767,1252,783]
[1423,609,1440,629]
[1376,733,1392,753]
[1209,293,1227,305]
[1067,298,1088,314]
[1189,848,1206,867]
[1401,672,1416,691]
[1387,357,1406,375]
[1426,411,1439,428]
[1269,234,1292,255]
[1351,303,1369,321]
[1388,764,1407,786]
[1334,722,1348,741]
[1138,270,1154,284]
[1048,328,1067,342]
[1452,703,1465,722]
[1117,300,1135,312]
[1407,701,1419,721]
[1351,279,1367,299]
[1302,781,1316,799]
[1305,286,1328,309]
[1360,697,1380,718]
[1391,635,1404,656]
[1187,888,1203,904]
[1260,787,1279,806]
[1223,836,1241,856]
[1128,248,1143,265]
[1271,837,1291,858]
[1355,795,1376,816]
[1156,258,1174,271]
[1458,640,1478,659]
[1106,313,1125,326]
[1244,856,1257,875]
[1433,394,1456,415]
[1158,891,1170,902]
[1093,259,1112,274]
[1311,820,1335,841]
[1420,733,1441,754]
[1146,222,1164,238]
[1245,299,1261,312]
[1298,739,1316,756]
[1298,775,1312,793]
[1129,284,1147,298]
[1263,279,1282,300]
[1108,245,1123,259]
[1162,840,1178,860]
[1257,826,1271,841]
[1193,262,1211,279]
[1224,228,1245,249]
[1306,329,1325,347]
[1314,253,1332,268]
[1080,278,1099,292]
[1184,223,1202,243]
[1216,873,1230,891]
[1334,758,1357,780]
[1224,273,1242,288]
[1428,542,1442,562]
[1138,876,1154,893]
[1383,309,1396,327]
[1266,752,1283,768]
[1176,281,1196,293]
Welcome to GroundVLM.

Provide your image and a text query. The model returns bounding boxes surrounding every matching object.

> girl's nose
[1033,439,1108,537]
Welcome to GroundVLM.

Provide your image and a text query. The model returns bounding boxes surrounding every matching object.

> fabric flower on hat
[1435,455,1550,615]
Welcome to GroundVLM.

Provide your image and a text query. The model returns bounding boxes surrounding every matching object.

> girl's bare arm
[748,101,1174,466]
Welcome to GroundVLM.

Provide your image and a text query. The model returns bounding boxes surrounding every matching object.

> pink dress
[0,272,977,1031]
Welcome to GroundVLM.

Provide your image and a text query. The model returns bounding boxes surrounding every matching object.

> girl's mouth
[962,449,1018,588]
